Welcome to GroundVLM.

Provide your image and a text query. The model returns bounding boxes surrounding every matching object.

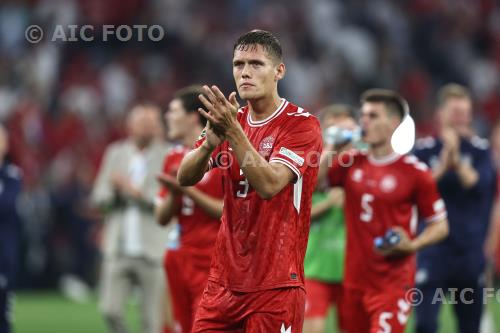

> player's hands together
[375,227,416,257]
[157,173,183,195]
[198,85,240,137]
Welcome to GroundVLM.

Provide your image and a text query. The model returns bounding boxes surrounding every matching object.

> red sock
[163,326,173,333]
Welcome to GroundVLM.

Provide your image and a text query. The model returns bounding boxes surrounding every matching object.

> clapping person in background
[413,84,497,333]
[91,105,170,333]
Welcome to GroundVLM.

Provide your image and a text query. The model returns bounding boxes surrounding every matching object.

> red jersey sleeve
[413,161,447,223]
[268,116,322,182]
[327,149,357,187]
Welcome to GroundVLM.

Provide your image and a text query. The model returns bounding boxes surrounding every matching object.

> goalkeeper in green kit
[303,104,359,333]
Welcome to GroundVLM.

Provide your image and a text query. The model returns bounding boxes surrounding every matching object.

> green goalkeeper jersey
[304,191,346,282]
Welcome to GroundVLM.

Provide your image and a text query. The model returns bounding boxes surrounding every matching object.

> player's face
[166,99,191,141]
[232,44,284,100]
[439,97,472,136]
[360,102,399,147]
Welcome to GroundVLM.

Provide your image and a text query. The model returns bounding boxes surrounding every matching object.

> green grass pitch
[12,291,500,333]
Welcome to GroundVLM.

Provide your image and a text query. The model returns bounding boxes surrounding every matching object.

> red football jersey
[327,150,447,292]
[157,146,223,253]
[195,99,323,292]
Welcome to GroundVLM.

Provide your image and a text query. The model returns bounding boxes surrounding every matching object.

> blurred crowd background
[0,0,499,292]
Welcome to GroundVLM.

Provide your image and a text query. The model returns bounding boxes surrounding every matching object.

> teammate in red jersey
[319,89,449,333]
[155,86,224,333]
[177,30,323,333]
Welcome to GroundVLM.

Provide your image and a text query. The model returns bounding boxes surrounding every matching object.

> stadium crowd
[0,0,499,304]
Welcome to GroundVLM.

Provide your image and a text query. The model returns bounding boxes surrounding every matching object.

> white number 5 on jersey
[360,193,374,222]
[236,169,249,198]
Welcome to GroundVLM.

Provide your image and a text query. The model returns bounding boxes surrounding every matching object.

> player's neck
[370,141,395,159]
[182,127,203,148]
[247,93,282,121]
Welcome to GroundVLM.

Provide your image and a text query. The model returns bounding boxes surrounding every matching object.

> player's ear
[275,63,285,81]
[390,115,401,130]
[189,111,200,125]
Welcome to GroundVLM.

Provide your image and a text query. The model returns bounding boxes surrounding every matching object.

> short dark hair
[174,85,207,126]
[233,30,282,62]
[319,104,357,124]
[437,83,471,106]
[360,89,408,120]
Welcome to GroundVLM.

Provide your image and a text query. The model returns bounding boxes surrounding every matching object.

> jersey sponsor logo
[280,323,292,333]
[279,147,304,166]
[380,175,397,193]
[259,136,275,156]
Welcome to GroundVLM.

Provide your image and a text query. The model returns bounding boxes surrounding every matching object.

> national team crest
[259,136,275,157]
[380,175,397,192]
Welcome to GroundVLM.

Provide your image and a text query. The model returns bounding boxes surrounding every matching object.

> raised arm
[225,125,294,199]
[197,86,294,199]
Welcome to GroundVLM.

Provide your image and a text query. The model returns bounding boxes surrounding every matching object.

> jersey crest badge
[259,136,275,157]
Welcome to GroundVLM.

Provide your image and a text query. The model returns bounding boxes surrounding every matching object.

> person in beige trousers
[91,104,171,333]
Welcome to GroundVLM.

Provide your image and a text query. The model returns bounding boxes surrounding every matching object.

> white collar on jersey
[368,152,401,166]
[247,98,288,127]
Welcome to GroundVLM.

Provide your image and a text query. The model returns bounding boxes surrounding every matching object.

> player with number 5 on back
[318,89,450,333]
[177,30,322,333]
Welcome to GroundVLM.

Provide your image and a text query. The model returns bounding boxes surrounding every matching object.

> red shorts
[342,287,412,333]
[164,249,212,333]
[304,279,343,318]
[192,281,306,333]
